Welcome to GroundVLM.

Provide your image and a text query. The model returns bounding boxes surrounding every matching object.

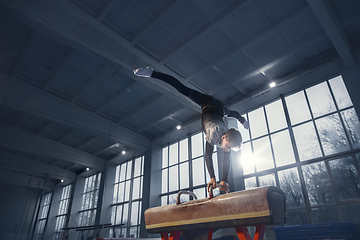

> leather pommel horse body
[145,186,286,240]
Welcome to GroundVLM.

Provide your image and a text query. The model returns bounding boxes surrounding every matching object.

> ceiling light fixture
[176,125,181,130]
[86,167,90,171]
[122,151,126,155]
[269,82,276,88]
[61,179,64,183]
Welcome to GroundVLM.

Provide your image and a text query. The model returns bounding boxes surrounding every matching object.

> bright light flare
[269,82,276,88]
[239,150,258,173]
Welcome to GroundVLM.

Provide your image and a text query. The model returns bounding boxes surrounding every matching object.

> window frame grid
[161,131,220,205]
[241,75,360,224]
[53,184,72,240]
[111,156,144,238]
[35,192,53,240]
[79,173,101,227]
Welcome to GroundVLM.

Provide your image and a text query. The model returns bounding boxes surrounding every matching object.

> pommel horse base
[145,186,286,240]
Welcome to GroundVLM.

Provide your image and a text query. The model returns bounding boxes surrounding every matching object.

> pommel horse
[145,186,286,240]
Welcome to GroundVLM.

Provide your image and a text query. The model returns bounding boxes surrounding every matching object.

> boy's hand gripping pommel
[133,66,154,77]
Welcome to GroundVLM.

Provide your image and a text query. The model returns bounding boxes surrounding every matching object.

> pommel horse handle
[208,183,230,199]
[176,190,197,205]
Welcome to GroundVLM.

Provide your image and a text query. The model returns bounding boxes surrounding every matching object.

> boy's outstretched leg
[133,67,206,106]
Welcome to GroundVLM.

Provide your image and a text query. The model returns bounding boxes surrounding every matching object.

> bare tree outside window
[278,168,305,207]
[302,162,335,205]
[328,157,360,201]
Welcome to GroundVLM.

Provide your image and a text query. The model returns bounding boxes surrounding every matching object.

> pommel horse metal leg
[235,224,266,240]
[161,231,181,240]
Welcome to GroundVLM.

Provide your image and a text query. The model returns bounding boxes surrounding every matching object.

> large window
[79,173,101,227]
[35,192,52,240]
[239,75,360,225]
[161,133,220,205]
[111,156,144,238]
[53,184,72,240]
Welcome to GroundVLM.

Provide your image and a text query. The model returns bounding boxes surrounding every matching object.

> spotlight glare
[269,82,276,88]
[61,179,64,183]
[176,125,181,130]
[86,167,90,171]
[122,150,126,155]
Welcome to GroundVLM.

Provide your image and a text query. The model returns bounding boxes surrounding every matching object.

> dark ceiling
[0,0,359,188]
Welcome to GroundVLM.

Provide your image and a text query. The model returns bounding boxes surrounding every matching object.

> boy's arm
[204,141,216,192]
[222,151,231,182]
[219,151,231,192]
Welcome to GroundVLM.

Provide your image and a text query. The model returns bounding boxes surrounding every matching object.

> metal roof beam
[307,0,355,68]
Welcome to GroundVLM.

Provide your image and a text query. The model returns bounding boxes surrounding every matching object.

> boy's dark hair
[225,128,242,151]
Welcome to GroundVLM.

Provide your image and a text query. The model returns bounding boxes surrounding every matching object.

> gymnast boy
[133,67,249,193]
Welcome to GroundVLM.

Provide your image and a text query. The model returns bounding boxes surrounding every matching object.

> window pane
[278,168,305,207]
[140,157,144,176]
[302,162,335,205]
[179,138,188,162]
[113,183,118,203]
[306,82,336,118]
[328,157,360,201]
[340,203,360,224]
[293,122,322,161]
[179,194,190,203]
[122,203,129,225]
[120,164,126,181]
[248,107,268,138]
[240,143,255,175]
[205,152,218,183]
[341,108,360,149]
[134,157,141,177]
[265,99,287,132]
[192,157,205,186]
[237,119,250,142]
[312,206,341,223]
[329,75,353,109]
[124,180,131,202]
[315,114,350,155]
[162,169,168,194]
[244,177,257,190]
[130,226,138,238]
[286,209,309,225]
[121,227,127,238]
[285,91,311,125]
[191,132,203,158]
[193,187,206,200]
[271,130,296,167]
[115,165,120,183]
[168,165,178,192]
[169,142,178,166]
[126,161,132,180]
[130,201,139,226]
[179,162,189,189]
[258,173,276,187]
[116,205,123,225]
[161,196,167,206]
[118,182,124,203]
[253,136,274,172]
[162,147,168,168]
[132,177,140,200]
[111,206,116,224]
[169,193,177,205]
